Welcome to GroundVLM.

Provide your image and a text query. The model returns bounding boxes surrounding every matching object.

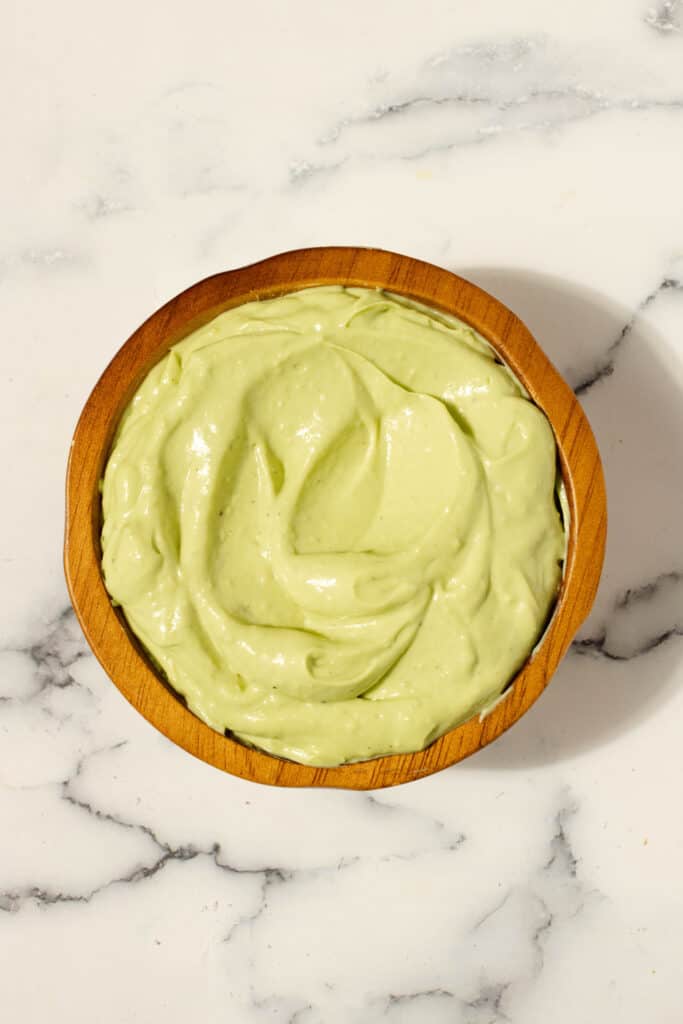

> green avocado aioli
[101,286,564,766]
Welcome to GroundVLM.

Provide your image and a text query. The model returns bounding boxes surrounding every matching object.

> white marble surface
[2,0,683,1020]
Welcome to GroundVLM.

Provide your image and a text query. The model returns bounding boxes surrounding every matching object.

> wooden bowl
[64,247,606,789]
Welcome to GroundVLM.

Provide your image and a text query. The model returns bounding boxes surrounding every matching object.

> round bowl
[64,247,606,788]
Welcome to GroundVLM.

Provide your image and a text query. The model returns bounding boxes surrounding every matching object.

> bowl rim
[64,246,607,789]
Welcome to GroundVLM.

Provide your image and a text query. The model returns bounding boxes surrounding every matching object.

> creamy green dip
[101,286,564,766]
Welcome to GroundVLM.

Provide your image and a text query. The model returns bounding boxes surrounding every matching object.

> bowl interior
[64,247,606,789]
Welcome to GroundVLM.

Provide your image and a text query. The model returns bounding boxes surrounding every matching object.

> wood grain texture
[64,247,607,789]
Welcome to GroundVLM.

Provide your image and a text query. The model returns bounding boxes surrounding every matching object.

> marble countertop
[3,1,683,1020]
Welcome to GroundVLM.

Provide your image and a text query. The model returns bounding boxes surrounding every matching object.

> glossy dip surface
[101,286,564,765]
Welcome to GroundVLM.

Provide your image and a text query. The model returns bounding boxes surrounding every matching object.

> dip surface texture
[101,286,564,766]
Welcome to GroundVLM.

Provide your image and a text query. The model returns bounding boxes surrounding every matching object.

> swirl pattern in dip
[101,286,564,765]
